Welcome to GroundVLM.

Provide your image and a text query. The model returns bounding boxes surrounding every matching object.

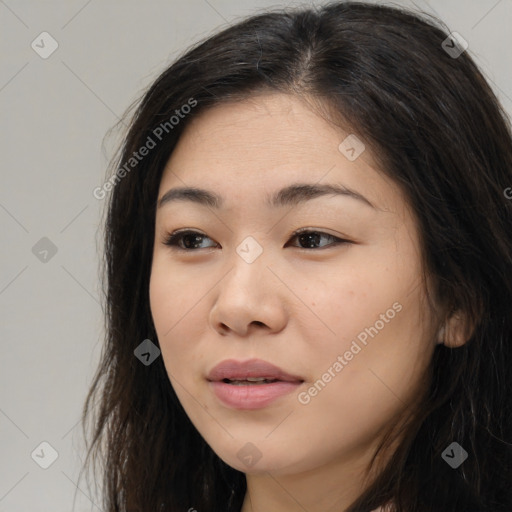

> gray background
[1,0,510,510]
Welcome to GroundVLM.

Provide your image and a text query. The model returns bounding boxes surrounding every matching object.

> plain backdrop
[1,0,511,510]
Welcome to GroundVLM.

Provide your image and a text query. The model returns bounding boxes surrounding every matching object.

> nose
[208,246,288,337]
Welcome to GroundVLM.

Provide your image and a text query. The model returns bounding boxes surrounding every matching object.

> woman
[82,2,512,511]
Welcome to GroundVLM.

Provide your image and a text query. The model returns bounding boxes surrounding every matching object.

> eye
[162,228,351,251]
[286,228,350,250]
[163,230,217,250]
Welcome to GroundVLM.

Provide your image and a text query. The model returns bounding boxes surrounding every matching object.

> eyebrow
[157,182,376,210]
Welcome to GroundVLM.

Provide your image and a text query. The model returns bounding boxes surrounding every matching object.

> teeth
[225,378,278,385]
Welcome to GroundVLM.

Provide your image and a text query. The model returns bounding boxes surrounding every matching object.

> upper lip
[207,358,304,383]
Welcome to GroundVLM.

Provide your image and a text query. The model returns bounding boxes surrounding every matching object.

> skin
[149,93,464,512]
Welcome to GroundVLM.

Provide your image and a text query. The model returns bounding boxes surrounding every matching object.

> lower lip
[209,380,302,410]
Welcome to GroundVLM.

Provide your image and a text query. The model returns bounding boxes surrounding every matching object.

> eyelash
[162,228,351,251]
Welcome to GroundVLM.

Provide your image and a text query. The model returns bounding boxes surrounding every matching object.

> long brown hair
[81,2,512,510]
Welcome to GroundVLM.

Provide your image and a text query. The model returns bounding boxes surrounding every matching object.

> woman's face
[150,93,438,476]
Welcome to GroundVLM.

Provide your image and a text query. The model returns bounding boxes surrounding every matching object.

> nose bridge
[235,234,267,267]
[215,231,287,314]
[225,234,271,292]
[209,235,286,335]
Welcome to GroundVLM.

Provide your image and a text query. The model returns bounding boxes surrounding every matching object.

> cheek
[149,263,187,365]
[149,255,202,334]
[149,260,211,382]
[293,299,432,463]
[149,263,174,342]
[301,255,432,404]
[311,294,432,419]
[306,265,393,344]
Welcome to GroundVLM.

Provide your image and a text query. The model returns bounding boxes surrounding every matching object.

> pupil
[184,234,202,249]
[300,232,320,248]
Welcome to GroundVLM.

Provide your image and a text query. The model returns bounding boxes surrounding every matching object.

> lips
[207,358,304,384]
[207,358,304,410]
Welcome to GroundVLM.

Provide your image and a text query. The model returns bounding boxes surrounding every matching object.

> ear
[437,310,473,348]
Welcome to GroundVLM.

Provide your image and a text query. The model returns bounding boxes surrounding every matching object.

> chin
[209,438,308,475]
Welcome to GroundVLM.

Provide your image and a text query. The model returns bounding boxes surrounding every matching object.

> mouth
[207,358,304,410]
[207,358,304,384]
[220,377,282,385]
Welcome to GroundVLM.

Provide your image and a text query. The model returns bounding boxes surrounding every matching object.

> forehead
[172,93,346,162]
[158,93,404,215]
